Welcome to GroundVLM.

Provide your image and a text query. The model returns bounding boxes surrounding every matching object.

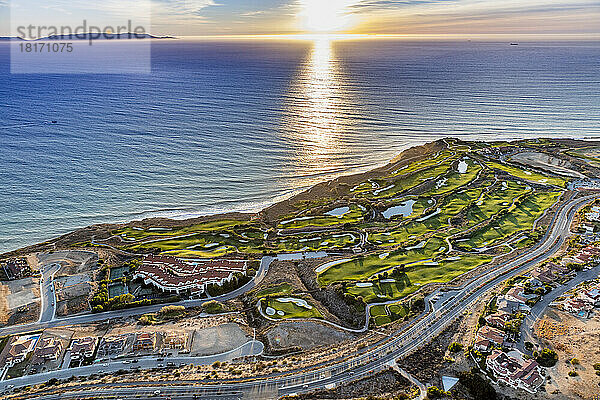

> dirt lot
[264,320,356,351]
[535,309,600,400]
[190,323,249,356]
[0,277,40,326]
[511,152,586,178]
[54,273,92,317]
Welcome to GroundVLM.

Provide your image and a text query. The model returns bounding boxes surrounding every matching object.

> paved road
[0,340,263,393]
[38,264,60,323]
[3,194,597,400]
[517,262,600,353]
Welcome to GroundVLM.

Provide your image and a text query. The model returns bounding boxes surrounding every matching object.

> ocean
[1,39,599,254]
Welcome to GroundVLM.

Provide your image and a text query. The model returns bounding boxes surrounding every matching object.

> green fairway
[457,191,562,251]
[278,204,365,229]
[262,297,323,319]
[486,161,567,187]
[389,151,458,177]
[127,229,265,257]
[345,254,491,303]
[370,302,409,326]
[114,220,252,241]
[274,231,359,252]
[427,159,482,196]
[369,187,483,246]
[318,236,448,286]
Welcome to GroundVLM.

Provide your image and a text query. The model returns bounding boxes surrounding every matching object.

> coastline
[2,137,599,259]
[0,148,402,257]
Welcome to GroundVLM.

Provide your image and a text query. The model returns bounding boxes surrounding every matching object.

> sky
[1,0,599,37]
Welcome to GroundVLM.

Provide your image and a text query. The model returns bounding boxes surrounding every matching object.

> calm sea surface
[1,39,599,253]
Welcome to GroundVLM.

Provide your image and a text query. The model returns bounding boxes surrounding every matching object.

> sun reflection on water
[284,37,351,183]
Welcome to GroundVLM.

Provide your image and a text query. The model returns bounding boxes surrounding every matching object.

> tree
[458,368,497,400]
[536,348,558,367]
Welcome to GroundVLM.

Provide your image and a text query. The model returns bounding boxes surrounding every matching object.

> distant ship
[510,43,519,46]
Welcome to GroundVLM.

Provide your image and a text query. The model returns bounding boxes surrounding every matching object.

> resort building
[134,255,247,295]
[133,332,157,352]
[70,337,98,360]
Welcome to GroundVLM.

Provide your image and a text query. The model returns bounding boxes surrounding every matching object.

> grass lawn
[486,161,567,187]
[262,297,322,319]
[458,191,562,250]
[253,283,294,299]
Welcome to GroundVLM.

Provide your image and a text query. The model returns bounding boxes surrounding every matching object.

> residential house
[133,332,156,352]
[70,337,98,360]
[476,326,505,348]
[485,312,510,330]
[3,335,38,368]
[163,332,187,350]
[486,350,544,393]
[98,335,128,357]
[32,337,63,365]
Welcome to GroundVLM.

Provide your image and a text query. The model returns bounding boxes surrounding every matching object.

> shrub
[448,342,463,353]
[593,362,600,371]
[159,305,185,317]
[570,358,580,366]
[426,386,447,399]
[202,300,225,314]
[568,370,578,377]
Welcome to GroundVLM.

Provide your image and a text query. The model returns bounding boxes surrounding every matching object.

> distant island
[0,33,175,42]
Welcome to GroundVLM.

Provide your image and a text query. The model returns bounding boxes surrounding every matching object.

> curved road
[2,194,597,399]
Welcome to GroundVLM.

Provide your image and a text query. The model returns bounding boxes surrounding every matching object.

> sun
[299,0,357,33]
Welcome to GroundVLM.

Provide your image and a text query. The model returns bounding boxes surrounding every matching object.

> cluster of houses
[0,330,191,376]
[554,281,600,318]
[97,331,190,359]
[525,263,570,288]
[562,244,600,267]
[473,277,549,393]
[0,258,31,281]
[134,255,247,295]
